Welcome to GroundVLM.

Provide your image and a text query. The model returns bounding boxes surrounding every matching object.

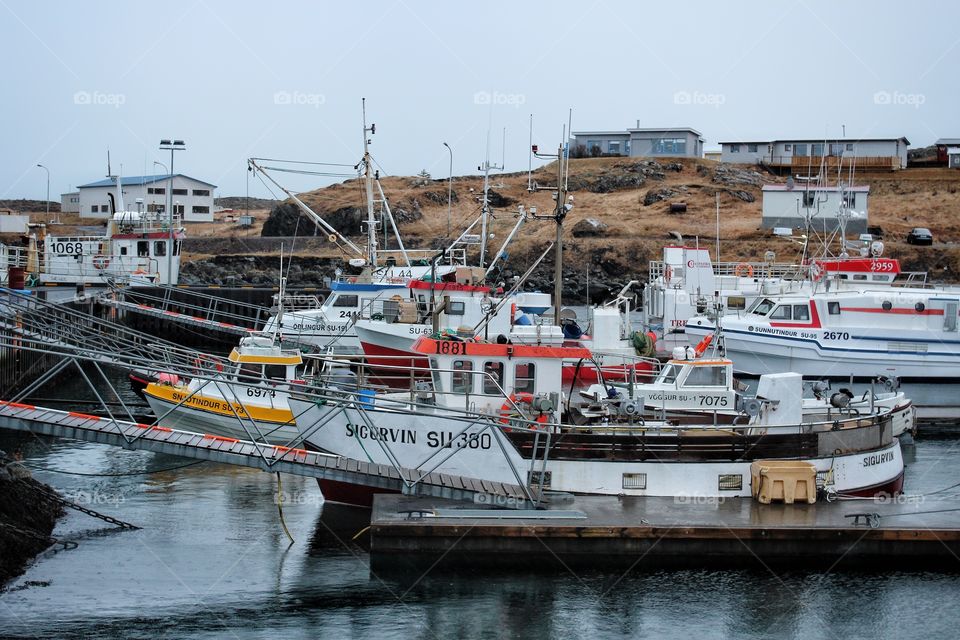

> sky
[1,0,957,200]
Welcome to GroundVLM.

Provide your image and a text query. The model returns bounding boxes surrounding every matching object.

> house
[761,183,869,234]
[76,174,217,222]
[60,192,80,213]
[935,139,960,166]
[571,123,704,158]
[720,138,909,172]
[948,147,960,169]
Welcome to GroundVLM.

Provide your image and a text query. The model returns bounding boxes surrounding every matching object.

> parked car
[906,228,933,245]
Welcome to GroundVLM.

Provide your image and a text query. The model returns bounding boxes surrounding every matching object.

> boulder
[571,218,609,237]
[643,187,676,206]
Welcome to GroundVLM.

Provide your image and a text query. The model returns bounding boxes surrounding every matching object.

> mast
[361,98,378,266]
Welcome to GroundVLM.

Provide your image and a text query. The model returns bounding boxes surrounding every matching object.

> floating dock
[369,493,960,570]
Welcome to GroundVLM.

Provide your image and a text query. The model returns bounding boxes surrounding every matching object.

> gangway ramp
[0,400,540,507]
[100,298,256,337]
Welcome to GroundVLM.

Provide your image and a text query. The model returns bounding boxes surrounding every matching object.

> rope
[276,472,294,545]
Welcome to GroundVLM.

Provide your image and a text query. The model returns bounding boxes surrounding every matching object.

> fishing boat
[3,170,183,287]
[291,334,904,506]
[573,343,916,437]
[142,334,305,443]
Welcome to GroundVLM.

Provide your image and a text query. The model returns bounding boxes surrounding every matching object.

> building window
[147,204,163,213]
[730,144,740,153]
[811,143,824,156]
[846,143,854,151]
[829,144,844,156]
[748,143,758,153]
[148,187,165,195]
[653,138,686,154]
[192,205,210,214]
[587,140,601,156]
[90,205,99,213]
[172,188,188,196]
[624,140,631,155]
[784,144,792,152]
[173,204,185,214]
[192,189,210,197]
[70,197,78,203]
[794,144,807,156]
[608,141,620,155]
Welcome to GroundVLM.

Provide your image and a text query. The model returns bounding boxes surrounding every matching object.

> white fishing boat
[143,334,305,444]
[4,171,183,287]
[291,335,904,506]
[574,344,916,437]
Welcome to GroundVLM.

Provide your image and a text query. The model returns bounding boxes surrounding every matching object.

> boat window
[515,363,535,393]
[173,241,181,256]
[239,363,262,379]
[749,298,775,316]
[265,365,286,381]
[448,301,465,316]
[727,296,746,310]
[120,246,128,256]
[853,274,867,281]
[332,295,359,308]
[657,364,681,384]
[137,241,149,257]
[769,305,792,320]
[684,365,727,387]
[154,241,166,257]
[792,304,810,321]
[828,302,841,315]
[451,360,473,393]
[483,361,504,394]
[945,302,958,332]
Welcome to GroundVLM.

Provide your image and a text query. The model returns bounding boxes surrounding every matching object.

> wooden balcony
[760,155,900,173]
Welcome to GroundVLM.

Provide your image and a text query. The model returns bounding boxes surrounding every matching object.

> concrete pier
[369,493,960,570]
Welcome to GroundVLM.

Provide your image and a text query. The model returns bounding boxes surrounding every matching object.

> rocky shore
[0,452,64,584]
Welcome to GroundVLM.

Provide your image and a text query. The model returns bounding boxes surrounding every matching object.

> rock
[421,190,458,205]
[643,187,676,206]
[484,189,515,207]
[587,174,647,193]
[571,218,609,237]
[392,199,423,224]
[712,164,764,188]
[722,188,756,203]
[261,202,363,237]
[665,162,683,172]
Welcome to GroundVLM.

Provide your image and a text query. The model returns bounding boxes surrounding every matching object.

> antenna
[527,113,533,191]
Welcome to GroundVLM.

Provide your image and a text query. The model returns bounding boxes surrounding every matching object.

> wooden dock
[369,493,960,570]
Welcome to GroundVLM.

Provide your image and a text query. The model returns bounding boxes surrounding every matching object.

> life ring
[734,263,754,278]
[693,333,713,357]
[92,255,110,270]
[498,392,548,429]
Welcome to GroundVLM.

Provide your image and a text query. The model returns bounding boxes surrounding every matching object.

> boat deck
[369,493,960,569]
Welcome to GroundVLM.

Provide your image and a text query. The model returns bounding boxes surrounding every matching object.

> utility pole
[530,141,573,326]
[36,164,50,222]
[361,99,378,266]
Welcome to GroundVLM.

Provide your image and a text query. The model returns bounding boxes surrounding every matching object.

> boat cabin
[411,335,593,422]
[227,335,303,388]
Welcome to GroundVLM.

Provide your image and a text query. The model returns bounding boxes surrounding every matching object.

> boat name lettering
[346,423,417,444]
[427,431,492,450]
[338,311,360,319]
[698,395,729,407]
[754,326,798,337]
[863,451,895,467]
[670,319,687,327]
[290,322,346,331]
[409,326,432,335]
[246,387,277,398]
[170,391,247,416]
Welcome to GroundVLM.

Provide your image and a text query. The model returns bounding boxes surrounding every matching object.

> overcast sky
[2,0,956,200]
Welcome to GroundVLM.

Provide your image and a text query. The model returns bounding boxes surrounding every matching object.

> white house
[948,147,960,169]
[60,192,80,213]
[720,138,909,171]
[76,174,217,222]
[761,183,869,234]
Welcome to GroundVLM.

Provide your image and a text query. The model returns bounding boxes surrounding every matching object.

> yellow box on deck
[750,460,817,504]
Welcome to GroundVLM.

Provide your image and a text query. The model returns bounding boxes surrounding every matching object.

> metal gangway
[96,280,276,337]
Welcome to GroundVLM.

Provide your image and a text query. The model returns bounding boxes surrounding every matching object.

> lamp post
[158,140,185,284]
[36,164,50,222]
[442,142,452,237]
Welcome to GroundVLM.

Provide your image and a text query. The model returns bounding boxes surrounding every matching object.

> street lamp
[442,142,452,237]
[158,140,185,284]
[36,164,51,222]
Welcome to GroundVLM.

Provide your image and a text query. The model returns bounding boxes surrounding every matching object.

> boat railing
[892,271,930,288]
[648,260,806,285]
[3,244,158,282]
